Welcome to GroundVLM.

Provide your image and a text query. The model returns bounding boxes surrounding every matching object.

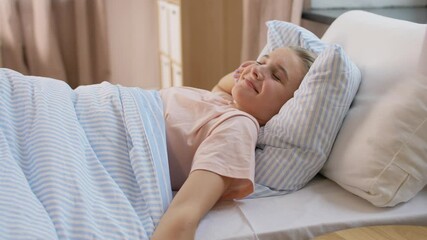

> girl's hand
[212,60,257,95]
[233,61,257,82]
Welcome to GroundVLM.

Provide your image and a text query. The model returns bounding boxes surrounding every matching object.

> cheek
[264,81,285,95]
[264,84,291,107]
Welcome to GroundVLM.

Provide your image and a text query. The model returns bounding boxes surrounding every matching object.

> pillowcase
[257,20,325,57]
[320,10,427,207]
[250,20,361,197]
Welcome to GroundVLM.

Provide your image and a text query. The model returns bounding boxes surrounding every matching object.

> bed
[0,10,426,240]
[196,175,427,239]
[195,10,427,240]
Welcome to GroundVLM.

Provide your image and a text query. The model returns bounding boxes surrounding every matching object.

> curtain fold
[0,0,110,88]
[241,0,304,61]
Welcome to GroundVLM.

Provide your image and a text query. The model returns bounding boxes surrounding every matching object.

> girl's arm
[151,170,232,240]
[211,72,235,95]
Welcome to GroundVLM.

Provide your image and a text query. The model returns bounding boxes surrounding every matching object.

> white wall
[105,0,160,89]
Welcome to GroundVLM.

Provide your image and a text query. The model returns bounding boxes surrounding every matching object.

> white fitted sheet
[196,175,427,240]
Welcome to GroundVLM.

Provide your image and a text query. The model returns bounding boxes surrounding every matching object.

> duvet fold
[0,68,172,239]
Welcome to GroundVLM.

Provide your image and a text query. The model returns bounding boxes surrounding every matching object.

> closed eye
[273,74,281,81]
[257,60,282,82]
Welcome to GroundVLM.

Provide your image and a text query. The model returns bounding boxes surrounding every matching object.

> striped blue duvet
[0,68,172,239]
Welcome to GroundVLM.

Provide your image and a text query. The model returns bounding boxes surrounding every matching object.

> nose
[251,65,263,81]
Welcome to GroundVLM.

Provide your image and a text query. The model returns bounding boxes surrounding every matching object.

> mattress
[195,175,427,240]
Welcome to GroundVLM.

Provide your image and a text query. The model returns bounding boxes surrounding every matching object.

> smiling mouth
[244,79,259,93]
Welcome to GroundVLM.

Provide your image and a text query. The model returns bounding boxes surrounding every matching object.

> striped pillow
[258,20,325,58]
[250,21,361,197]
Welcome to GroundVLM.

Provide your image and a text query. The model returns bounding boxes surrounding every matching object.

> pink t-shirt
[159,87,259,199]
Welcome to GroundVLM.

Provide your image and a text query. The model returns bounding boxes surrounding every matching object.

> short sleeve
[191,114,258,199]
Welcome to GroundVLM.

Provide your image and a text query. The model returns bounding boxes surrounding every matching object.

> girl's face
[232,47,307,125]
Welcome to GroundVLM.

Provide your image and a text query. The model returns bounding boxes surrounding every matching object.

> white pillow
[320,11,427,207]
[251,21,361,197]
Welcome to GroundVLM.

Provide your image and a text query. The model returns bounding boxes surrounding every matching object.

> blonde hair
[287,46,317,72]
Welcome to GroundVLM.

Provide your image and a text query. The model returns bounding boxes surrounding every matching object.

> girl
[152,46,316,239]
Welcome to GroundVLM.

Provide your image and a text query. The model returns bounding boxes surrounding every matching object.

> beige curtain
[0,0,110,88]
[241,0,304,61]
